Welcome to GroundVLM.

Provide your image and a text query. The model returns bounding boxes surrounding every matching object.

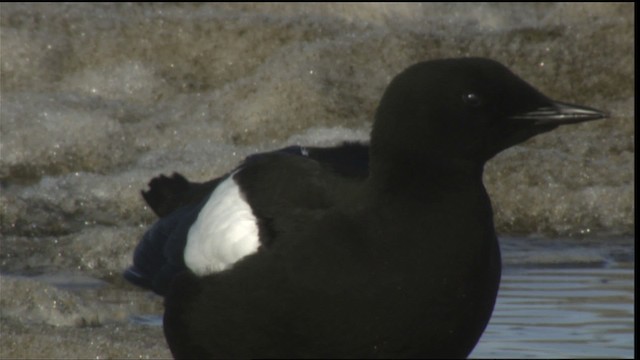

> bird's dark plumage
[124,58,606,358]
[123,143,370,295]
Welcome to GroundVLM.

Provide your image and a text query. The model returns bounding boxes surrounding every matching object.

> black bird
[124,58,606,358]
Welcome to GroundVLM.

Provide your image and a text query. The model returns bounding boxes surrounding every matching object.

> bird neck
[366,150,486,200]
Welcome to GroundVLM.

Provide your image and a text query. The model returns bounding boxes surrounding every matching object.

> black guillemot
[124,58,606,358]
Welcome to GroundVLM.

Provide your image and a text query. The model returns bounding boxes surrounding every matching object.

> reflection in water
[472,265,634,358]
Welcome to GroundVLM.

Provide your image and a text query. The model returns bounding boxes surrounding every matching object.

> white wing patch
[184,172,260,276]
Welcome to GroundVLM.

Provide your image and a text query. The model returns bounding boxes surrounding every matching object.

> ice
[0,274,120,326]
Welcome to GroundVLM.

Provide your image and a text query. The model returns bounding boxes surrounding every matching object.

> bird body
[124,58,606,358]
[165,159,499,358]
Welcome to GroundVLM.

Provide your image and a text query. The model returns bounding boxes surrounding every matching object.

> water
[0,3,634,358]
[471,238,634,358]
[476,267,634,358]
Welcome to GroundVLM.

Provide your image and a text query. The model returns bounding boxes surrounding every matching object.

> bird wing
[124,144,367,295]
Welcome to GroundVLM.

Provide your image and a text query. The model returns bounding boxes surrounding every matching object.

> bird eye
[462,92,483,107]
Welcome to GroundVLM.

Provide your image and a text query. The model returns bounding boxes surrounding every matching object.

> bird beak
[509,101,609,125]
[487,100,609,159]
